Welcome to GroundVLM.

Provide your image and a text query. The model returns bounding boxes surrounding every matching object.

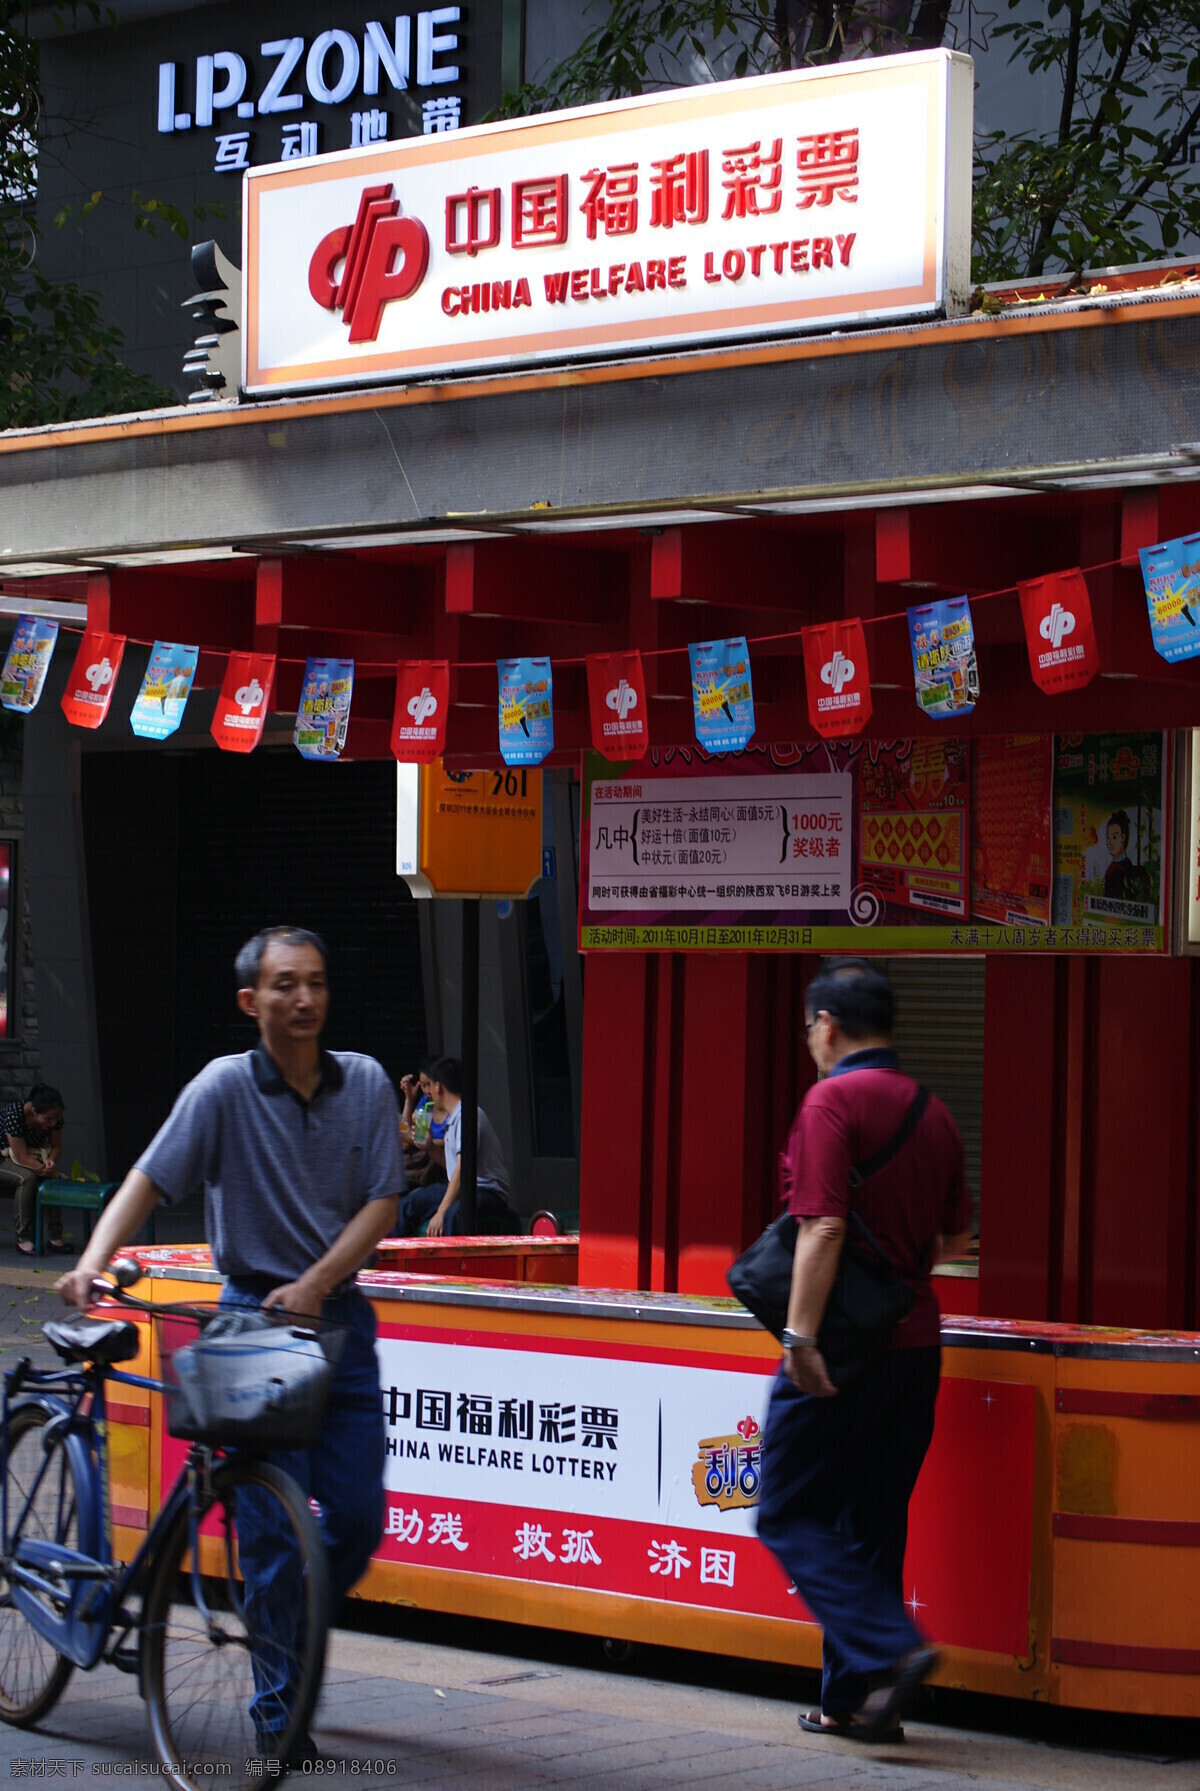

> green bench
[35,1178,154,1256]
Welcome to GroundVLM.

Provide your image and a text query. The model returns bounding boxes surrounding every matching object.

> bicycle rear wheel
[141,1454,329,1787]
[0,1404,78,1725]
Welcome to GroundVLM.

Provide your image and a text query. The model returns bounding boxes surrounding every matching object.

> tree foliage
[973,1,1200,280]
[502,1,950,113]
[1,4,175,428]
[501,0,1200,284]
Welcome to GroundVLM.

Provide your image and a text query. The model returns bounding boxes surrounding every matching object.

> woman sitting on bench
[0,1083,65,1253]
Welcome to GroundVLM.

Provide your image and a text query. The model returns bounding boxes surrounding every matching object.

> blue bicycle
[0,1260,335,1786]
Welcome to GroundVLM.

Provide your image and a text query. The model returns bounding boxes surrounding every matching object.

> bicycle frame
[1,1353,236,1673]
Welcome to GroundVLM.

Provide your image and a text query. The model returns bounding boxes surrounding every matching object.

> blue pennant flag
[688,637,754,752]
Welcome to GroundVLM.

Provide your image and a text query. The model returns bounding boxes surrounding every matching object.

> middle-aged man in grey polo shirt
[57,925,404,1762]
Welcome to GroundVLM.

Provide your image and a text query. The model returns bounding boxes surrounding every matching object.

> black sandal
[798,1709,904,1742]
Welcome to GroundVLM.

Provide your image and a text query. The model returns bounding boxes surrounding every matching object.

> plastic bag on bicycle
[162,1310,337,1449]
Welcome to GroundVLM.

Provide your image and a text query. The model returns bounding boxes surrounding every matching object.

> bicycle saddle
[42,1316,140,1366]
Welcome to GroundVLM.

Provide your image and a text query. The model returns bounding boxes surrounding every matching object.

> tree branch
[1029,1,1084,276]
[1113,89,1200,224]
[1079,0,1146,155]
[910,0,951,47]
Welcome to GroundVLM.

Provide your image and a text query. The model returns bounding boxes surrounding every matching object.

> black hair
[418,1055,440,1079]
[804,958,894,1041]
[27,1084,63,1115]
[234,927,328,989]
[429,1055,462,1096]
[1106,810,1131,852]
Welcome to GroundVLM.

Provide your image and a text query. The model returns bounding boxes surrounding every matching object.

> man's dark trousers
[756,1346,940,1716]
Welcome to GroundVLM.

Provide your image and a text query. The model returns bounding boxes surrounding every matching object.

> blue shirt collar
[826,1045,899,1079]
[251,1042,344,1099]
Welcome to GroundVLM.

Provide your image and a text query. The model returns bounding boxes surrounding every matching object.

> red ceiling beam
[84,568,254,656]
[445,540,622,628]
[650,524,836,614]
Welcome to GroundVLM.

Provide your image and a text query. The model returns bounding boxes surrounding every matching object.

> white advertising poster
[244,50,973,393]
[373,1323,793,1623]
[587,772,853,912]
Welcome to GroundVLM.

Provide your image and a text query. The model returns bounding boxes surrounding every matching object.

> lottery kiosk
[4,48,1200,1719]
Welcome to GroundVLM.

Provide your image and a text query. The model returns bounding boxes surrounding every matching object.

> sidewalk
[0,1611,1193,1790]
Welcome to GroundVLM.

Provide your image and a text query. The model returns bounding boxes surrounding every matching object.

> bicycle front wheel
[0,1404,78,1725]
[141,1455,329,1787]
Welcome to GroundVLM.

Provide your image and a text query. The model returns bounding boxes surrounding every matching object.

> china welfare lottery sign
[244,50,973,392]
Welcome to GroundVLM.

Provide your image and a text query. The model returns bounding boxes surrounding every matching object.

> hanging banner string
[13,550,1142,673]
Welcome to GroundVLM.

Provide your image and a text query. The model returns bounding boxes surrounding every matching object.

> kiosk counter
[102,1251,1200,1719]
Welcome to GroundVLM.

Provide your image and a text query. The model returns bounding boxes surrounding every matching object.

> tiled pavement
[0,1619,1193,1791]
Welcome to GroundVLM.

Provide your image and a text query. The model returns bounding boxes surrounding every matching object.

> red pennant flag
[211,652,275,753]
[1018,568,1099,694]
[60,631,125,729]
[392,660,449,762]
[802,619,873,738]
[586,650,649,761]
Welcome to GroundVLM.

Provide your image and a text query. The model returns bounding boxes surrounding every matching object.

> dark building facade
[33,0,517,396]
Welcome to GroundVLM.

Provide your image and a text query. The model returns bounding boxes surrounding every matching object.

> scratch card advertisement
[908,598,978,718]
[295,658,353,760]
[688,638,755,754]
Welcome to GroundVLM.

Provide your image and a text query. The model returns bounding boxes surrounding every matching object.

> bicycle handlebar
[88,1256,157,1313]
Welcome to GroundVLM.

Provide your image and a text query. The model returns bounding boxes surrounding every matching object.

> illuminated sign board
[244,48,974,393]
[157,8,465,171]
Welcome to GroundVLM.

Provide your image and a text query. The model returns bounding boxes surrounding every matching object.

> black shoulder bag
[726,1086,930,1387]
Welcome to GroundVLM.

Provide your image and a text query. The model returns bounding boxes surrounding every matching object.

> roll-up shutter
[887,958,985,1229]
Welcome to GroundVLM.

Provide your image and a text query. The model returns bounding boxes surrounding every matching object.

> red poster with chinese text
[60,631,125,729]
[210,652,275,754]
[1018,568,1099,694]
[392,661,449,763]
[970,735,1053,925]
[801,619,872,738]
[586,650,649,761]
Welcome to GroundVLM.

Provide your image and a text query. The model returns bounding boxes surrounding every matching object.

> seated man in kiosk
[396,1057,516,1237]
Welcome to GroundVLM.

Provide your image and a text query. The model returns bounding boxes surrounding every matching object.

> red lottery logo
[407,686,438,726]
[1039,603,1075,650]
[820,649,855,696]
[308,183,430,343]
[605,678,638,722]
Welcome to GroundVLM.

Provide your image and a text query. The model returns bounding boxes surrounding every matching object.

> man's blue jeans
[220,1282,385,1738]
[756,1346,940,1717]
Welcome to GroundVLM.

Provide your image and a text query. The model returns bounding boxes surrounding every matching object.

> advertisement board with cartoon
[579,733,1169,953]
[1051,733,1167,934]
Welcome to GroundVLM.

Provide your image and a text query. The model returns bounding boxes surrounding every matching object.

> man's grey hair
[235,927,329,989]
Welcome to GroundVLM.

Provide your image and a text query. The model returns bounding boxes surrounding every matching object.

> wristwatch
[781,1328,818,1350]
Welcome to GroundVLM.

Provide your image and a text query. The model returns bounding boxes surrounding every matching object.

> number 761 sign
[396,761,543,898]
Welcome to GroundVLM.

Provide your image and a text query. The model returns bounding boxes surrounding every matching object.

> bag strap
[845,1085,930,1264]
[849,1085,929,1188]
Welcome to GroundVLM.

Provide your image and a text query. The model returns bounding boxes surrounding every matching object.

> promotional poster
[0,615,58,713]
[580,733,1168,952]
[498,657,554,767]
[295,657,354,760]
[907,598,978,718]
[688,638,755,753]
[129,642,199,740]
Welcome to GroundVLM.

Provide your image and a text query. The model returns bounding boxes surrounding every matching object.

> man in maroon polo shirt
[756,958,970,1743]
